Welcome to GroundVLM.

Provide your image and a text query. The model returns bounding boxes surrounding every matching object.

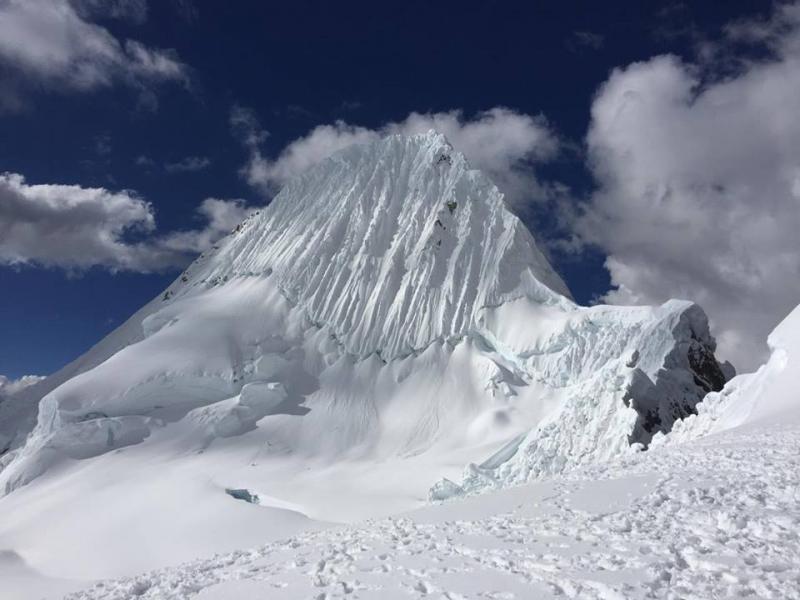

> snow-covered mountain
[0,132,733,596]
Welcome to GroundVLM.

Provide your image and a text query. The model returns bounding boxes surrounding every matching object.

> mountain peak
[175,133,572,361]
[0,137,732,579]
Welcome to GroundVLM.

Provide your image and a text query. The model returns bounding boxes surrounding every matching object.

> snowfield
[0,132,795,599]
[66,305,800,600]
[66,416,800,600]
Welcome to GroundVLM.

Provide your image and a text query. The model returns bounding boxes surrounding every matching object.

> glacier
[0,132,733,594]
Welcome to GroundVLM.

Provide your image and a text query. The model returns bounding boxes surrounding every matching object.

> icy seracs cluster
[431,299,730,499]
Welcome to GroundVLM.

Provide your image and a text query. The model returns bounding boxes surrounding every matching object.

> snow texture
[61,304,800,600]
[65,413,800,600]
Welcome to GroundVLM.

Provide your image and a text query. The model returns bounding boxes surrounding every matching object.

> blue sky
[2,0,798,379]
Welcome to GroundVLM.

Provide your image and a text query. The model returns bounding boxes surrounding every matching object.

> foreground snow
[59,306,800,600]
[64,421,800,600]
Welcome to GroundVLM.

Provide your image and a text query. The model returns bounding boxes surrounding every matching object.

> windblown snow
[2,131,790,600]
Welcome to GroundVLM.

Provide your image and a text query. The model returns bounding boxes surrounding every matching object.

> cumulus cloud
[580,3,800,370]
[0,172,251,273]
[233,106,561,211]
[0,375,45,400]
[0,172,157,270]
[0,0,187,109]
[165,156,211,173]
[238,120,374,194]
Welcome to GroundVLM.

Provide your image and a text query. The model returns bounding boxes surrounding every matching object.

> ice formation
[429,298,730,499]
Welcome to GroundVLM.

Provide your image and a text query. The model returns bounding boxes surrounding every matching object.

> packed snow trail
[65,423,800,600]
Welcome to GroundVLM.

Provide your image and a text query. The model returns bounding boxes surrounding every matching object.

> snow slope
[0,298,159,457]
[66,386,800,599]
[0,132,730,597]
[68,431,800,600]
[64,303,800,600]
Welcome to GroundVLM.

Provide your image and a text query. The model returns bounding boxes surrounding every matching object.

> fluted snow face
[183,132,571,360]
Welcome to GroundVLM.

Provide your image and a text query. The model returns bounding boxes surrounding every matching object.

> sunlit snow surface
[64,307,800,600]
[0,133,777,599]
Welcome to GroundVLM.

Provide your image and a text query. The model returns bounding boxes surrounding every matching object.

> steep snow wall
[169,132,572,361]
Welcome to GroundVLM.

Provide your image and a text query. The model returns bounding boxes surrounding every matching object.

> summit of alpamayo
[0,133,742,597]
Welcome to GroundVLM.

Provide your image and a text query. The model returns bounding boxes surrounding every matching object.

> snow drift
[0,132,729,585]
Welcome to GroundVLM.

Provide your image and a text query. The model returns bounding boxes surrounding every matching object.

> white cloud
[0,0,186,107]
[158,198,255,254]
[580,4,800,370]
[0,172,156,270]
[233,107,561,211]
[239,120,375,194]
[0,172,251,273]
[123,39,186,82]
[165,156,211,173]
[0,375,45,400]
